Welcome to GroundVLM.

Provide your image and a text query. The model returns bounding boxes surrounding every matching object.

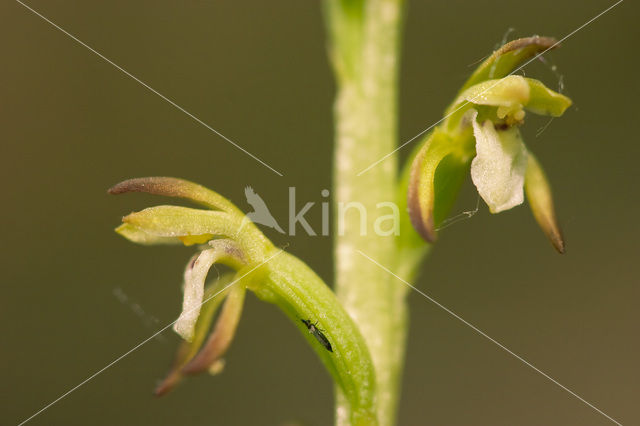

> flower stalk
[325,1,407,425]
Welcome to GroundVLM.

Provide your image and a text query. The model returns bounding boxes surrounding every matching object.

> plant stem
[327,1,406,424]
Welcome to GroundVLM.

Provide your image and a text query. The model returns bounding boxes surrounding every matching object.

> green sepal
[406,127,474,243]
[524,152,565,253]
[108,177,243,216]
[444,36,560,128]
[457,36,557,93]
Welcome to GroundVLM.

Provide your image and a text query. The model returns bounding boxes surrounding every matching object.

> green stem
[326,1,407,424]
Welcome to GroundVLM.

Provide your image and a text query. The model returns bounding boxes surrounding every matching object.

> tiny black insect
[301,319,333,352]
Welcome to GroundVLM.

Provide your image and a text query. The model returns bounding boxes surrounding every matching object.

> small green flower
[461,76,571,218]
[109,177,378,425]
[406,37,571,253]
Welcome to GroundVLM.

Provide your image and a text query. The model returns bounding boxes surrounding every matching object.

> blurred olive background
[2,0,638,425]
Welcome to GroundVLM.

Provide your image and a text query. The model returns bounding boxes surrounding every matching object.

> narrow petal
[115,223,182,245]
[174,239,246,341]
[122,206,240,240]
[460,75,530,109]
[524,78,572,117]
[524,153,565,253]
[456,77,571,120]
[181,282,246,375]
[122,205,270,259]
[470,112,528,213]
[108,177,242,215]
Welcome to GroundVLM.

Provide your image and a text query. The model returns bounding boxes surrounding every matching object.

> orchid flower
[109,177,378,425]
[406,37,571,253]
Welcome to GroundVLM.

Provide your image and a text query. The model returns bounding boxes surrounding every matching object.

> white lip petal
[173,248,219,341]
[470,112,528,213]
